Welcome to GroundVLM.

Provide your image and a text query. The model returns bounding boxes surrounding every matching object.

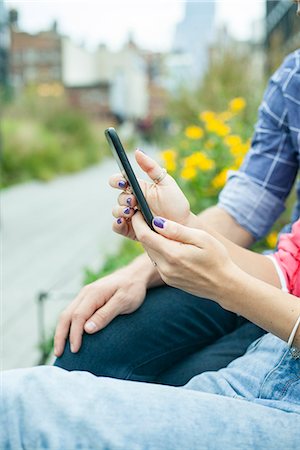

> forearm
[187,208,280,287]
[220,266,300,349]
[209,229,281,288]
[189,206,254,247]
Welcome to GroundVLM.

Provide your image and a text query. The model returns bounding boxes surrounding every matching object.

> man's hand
[54,267,148,356]
[109,149,197,240]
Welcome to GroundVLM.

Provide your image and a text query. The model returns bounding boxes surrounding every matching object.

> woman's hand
[54,266,148,356]
[109,149,196,240]
[131,212,236,305]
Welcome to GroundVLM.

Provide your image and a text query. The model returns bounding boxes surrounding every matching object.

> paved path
[2,155,149,370]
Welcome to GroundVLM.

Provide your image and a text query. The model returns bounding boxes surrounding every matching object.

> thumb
[84,296,122,333]
[135,149,171,186]
[152,216,208,248]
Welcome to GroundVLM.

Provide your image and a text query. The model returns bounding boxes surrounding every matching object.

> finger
[112,205,135,219]
[109,173,129,190]
[54,312,72,357]
[69,295,104,353]
[84,294,123,333]
[135,149,170,186]
[131,211,172,252]
[54,293,84,356]
[112,217,136,240]
[152,216,209,248]
[118,192,137,208]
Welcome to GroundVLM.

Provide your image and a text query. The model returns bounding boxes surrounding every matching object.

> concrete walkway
[2,156,141,370]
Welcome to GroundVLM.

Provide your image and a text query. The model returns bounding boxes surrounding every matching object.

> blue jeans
[54,286,266,385]
[2,333,300,449]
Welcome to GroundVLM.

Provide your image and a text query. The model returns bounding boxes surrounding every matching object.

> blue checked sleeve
[218,53,299,240]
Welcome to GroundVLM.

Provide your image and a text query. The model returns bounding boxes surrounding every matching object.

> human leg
[55,285,242,381]
[2,360,299,450]
[155,320,266,386]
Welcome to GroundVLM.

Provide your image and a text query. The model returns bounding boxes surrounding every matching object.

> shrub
[1,93,109,187]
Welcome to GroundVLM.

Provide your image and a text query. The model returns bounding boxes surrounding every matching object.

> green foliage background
[1,93,109,187]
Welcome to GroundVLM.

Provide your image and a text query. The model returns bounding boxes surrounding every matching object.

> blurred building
[9,11,63,92]
[62,38,110,117]
[171,0,215,86]
[62,38,149,120]
[0,0,10,99]
[107,40,149,121]
[265,0,300,72]
[7,11,168,122]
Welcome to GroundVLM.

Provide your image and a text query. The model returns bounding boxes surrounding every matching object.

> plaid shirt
[219,49,300,240]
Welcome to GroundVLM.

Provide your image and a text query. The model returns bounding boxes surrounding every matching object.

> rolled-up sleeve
[218,52,299,240]
[219,171,286,240]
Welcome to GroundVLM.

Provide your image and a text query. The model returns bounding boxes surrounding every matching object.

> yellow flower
[160,149,177,172]
[206,119,231,137]
[266,232,278,249]
[181,166,197,180]
[234,156,244,168]
[211,168,231,189]
[200,158,215,171]
[199,111,216,122]
[224,135,242,148]
[185,125,204,140]
[231,144,249,158]
[184,152,215,172]
[229,97,246,113]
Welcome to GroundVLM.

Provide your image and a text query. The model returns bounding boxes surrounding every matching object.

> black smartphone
[105,127,155,231]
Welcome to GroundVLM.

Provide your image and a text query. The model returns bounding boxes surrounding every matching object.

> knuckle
[95,310,109,324]
[171,226,182,242]
[115,293,129,308]
[72,311,83,321]
[118,192,126,204]
[137,231,148,243]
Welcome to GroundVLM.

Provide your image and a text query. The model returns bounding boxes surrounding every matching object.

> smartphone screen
[105,127,155,230]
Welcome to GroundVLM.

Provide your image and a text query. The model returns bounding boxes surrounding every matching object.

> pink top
[273,219,300,297]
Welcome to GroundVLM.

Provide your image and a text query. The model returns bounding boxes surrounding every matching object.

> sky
[5,0,266,51]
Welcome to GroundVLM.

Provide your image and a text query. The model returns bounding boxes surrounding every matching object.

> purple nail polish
[124,207,130,215]
[118,180,127,188]
[137,148,146,154]
[117,218,122,224]
[153,217,166,229]
[127,197,132,206]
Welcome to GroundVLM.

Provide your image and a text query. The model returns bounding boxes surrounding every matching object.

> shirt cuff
[218,172,286,240]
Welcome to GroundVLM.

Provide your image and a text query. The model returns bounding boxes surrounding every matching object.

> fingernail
[153,217,166,228]
[117,218,122,225]
[118,180,127,188]
[127,197,132,206]
[85,321,96,332]
[137,148,146,154]
[70,343,75,353]
[124,207,130,215]
[54,347,58,356]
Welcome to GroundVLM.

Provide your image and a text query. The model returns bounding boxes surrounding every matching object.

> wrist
[121,253,162,288]
[215,262,245,312]
[185,212,202,229]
